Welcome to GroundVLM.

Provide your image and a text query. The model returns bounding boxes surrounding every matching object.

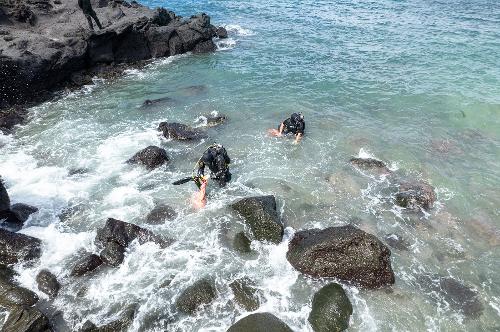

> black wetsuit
[281,116,305,136]
[196,145,231,187]
[78,0,103,30]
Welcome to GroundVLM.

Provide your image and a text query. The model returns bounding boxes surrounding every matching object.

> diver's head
[291,112,304,123]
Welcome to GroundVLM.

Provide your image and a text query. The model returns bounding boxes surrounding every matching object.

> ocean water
[1,0,499,330]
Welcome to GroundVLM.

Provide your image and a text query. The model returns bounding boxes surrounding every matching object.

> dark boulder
[84,304,138,332]
[0,278,39,308]
[127,146,169,170]
[193,39,216,53]
[227,313,293,332]
[70,254,103,277]
[158,122,207,141]
[0,107,28,134]
[216,26,228,39]
[175,278,217,315]
[229,278,260,311]
[36,269,60,298]
[349,157,391,174]
[100,241,125,267]
[96,218,172,249]
[9,203,39,223]
[1,306,51,332]
[233,232,252,253]
[286,225,395,288]
[0,264,17,283]
[308,283,353,332]
[231,196,283,244]
[0,178,10,211]
[395,181,436,211]
[0,229,42,265]
[145,204,177,224]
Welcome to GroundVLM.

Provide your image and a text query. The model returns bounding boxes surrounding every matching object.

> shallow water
[1,0,499,330]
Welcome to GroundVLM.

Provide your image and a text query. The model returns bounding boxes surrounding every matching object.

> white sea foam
[224,24,255,36]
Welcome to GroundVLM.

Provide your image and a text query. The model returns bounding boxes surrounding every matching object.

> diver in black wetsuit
[78,0,103,30]
[277,112,305,144]
[196,143,231,187]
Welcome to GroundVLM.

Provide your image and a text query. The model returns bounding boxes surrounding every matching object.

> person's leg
[85,13,94,30]
[90,10,103,29]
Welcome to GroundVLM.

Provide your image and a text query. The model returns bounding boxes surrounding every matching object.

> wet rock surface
[99,241,125,267]
[229,278,260,311]
[0,278,39,308]
[384,233,410,251]
[349,157,391,174]
[36,269,60,298]
[70,254,103,277]
[287,225,395,288]
[227,312,294,332]
[1,306,52,332]
[96,218,172,249]
[175,278,217,315]
[0,0,218,110]
[308,283,353,332]
[0,107,28,134]
[0,228,42,265]
[127,145,169,170]
[232,232,252,253]
[0,178,10,211]
[158,122,207,140]
[9,203,38,223]
[395,180,436,211]
[216,26,228,39]
[231,196,283,244]
[145,204,177,224]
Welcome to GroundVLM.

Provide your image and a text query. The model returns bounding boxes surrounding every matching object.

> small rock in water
[36,269,60,298]
[286,225,395,288]
[100,241,126,267]
[231,196,284,244]
[69,254,103,277]
[232,232,252,253]
[9,203,38,223]
[226,312,293,332]
[141,96,176,108]
[177,84,208,96]
[384,233,410,251]
[175,278,217,315]
[2,306,51,331]
[216,26,228,38]
[308,283,353,332]
[349,157,391,175]
[395,180,436,211]
[0,178,10,211]
[229,278,260,311]
[158,122,208,141]
[146,204,177,224]
[68,168,89,176]
[195,114,227,128]
[127,146,169,170]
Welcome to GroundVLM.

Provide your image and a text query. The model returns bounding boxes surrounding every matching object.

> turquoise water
[0,0,499,330]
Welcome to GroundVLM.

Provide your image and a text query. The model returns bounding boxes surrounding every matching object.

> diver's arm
[294,133,303,144]
[278,123,285,136]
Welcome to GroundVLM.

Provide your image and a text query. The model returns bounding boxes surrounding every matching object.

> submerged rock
[229,278,260,311]
[158,122,207,141]
[141,96,176,108]
[0,278,39,308]
[384,233,410,251]
[308,283,353,332]
[127,146,169,170]
[418,274,483,318]
[349,157,391,174]
[1,306,51,332]
[36,269,60,298]
[199,114,227,127]
[395,181,436,211]
[0,229,42,265]
[175,278,217,315]
[286,225,395,288]
[100,241,125,267]
[145,204,177,224]
[231,196,284,244]
[227,313,293,332]
[80,304,137,332]
[96,218,172,249]
[70,254,103,277]
[232,232,252,253]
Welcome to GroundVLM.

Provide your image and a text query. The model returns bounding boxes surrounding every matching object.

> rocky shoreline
[0,0,227,112]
